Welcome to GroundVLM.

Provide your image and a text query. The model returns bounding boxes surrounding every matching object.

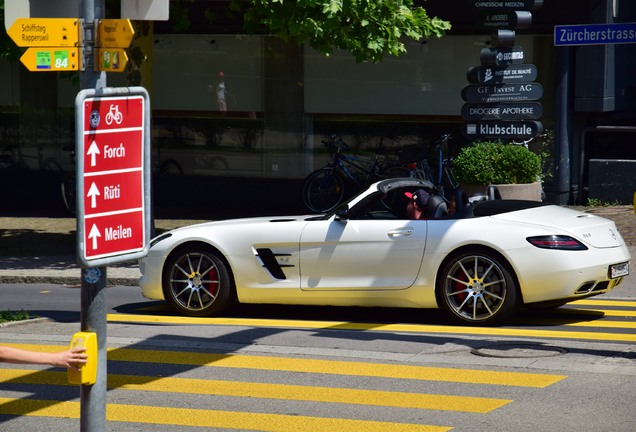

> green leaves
[453,142,542,186]
[242,0,451,63]
[135,0,449,63]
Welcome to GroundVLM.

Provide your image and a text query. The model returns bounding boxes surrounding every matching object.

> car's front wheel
[163,245,234,317]
[438,248,517,325]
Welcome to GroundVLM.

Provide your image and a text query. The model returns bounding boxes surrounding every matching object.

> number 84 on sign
[21,48,78,71]
[20,48,128,72]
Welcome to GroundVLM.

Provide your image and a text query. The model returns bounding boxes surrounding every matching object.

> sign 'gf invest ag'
[76,88,151,268]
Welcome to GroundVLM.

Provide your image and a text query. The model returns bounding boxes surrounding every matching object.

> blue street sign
[555,23,636,46]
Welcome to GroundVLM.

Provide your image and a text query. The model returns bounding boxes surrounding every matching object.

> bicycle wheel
[208,156,229,170]
[444,165,459,189]
[413,164,436,184]
[160,159,184,175]
[61,172,76,215]
[382,165,411,179]
[302,168,345,213]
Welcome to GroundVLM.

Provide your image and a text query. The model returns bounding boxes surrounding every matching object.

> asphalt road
[0,283,635,431]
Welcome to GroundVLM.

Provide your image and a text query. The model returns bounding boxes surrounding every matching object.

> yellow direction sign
[98,19,134,48]
[20,48,79,72]
[97,48,128,73]
[7,18,79,47]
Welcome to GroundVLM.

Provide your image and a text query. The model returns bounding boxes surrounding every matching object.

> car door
[299,218,427,290]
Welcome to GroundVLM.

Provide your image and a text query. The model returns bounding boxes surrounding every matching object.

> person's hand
[53,347,89,371]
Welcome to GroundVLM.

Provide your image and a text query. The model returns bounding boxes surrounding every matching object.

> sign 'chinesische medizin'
[465,0,543,11]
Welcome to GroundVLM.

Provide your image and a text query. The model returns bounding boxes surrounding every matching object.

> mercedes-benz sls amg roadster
[139,178,630,325]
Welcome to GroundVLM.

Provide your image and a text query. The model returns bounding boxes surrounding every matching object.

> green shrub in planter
[453,141,542,185]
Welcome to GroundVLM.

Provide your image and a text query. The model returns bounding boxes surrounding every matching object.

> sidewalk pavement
[0,256,140,286]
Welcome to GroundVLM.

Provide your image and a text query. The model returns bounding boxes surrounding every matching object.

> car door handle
[388,228,413,237]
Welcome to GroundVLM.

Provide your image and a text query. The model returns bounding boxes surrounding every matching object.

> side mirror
[336,208,349,220]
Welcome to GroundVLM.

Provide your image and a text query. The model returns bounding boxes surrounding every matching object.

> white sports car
[139,178,631,325]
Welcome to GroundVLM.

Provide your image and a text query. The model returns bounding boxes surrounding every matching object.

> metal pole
[79,1,107,431]
[80,267,107,432]
[553,45,573,205]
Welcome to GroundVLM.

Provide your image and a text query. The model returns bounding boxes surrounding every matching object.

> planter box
[460,181,542,201]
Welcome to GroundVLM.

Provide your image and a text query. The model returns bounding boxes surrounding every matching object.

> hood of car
[491,205,625,248]
[171,215,310,231]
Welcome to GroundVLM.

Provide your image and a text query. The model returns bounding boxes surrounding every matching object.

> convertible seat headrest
[427,194,448,218]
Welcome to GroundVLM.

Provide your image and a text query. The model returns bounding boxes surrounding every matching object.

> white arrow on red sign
[87,182,100,208]
[88,224,101,250]
[87,140,100,167]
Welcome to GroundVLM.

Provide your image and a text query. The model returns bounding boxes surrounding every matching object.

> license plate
[610,262,629,279]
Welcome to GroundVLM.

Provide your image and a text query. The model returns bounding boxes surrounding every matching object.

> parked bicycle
[60,146,76,215]
[0,145,62,172]
[302,135,409,213]
[396,134,459,203]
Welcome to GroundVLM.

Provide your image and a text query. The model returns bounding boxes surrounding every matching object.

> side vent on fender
[255,248,294,280]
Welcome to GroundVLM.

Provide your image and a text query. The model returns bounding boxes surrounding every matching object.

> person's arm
[0,346,88,371]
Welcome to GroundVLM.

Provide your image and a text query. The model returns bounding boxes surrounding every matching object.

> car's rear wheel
[438,248,517,325]
[163,245,234,317]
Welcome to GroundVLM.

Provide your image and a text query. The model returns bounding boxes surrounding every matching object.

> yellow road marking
[0,397,451,431]
[0,369,511,413]
[570,300,636,307]
[2,344,566,388]
[538,320,636,329]
[557,308,636,317]
[107,313,636,342]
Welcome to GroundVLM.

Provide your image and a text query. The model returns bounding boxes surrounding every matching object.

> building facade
[1,0,635,216]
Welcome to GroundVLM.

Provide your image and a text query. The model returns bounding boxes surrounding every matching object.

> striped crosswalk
[0,299,633,430]
[107,299,636,343]
[0,344,566,430]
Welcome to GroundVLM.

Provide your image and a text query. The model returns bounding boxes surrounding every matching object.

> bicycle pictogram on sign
[105,104,123,125]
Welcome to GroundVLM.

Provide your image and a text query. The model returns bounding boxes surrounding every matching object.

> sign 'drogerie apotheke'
[76,87,151,269]
[461,0,543,139]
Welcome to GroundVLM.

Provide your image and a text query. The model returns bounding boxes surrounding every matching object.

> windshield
[319,189,369,220]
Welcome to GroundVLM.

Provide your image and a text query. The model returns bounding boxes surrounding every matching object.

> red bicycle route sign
[75,87,151,268]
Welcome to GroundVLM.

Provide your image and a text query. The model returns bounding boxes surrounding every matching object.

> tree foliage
[0,0,23,61]
[236,0,450,63]
[0,0,451,64]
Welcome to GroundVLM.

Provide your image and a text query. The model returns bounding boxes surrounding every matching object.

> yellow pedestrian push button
[68,332,98,385]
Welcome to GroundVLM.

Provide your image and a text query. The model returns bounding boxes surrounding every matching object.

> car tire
[437,248,518,326]
[162,245,235,317]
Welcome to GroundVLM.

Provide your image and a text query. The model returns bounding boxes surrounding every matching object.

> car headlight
[526,235,588,250]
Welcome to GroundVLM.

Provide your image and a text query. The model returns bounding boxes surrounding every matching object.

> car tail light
[526,235,588,250]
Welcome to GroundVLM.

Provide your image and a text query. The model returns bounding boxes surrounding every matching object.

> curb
[0,276,139,286]
[0,317,50,329]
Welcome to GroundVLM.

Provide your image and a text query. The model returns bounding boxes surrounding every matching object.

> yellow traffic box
[7,18,79,47]
[68,331,98,385]
[20,48,79,71]
[98,48,128,72]
[98,19,134,48]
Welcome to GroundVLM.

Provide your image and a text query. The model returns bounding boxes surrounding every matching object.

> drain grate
[471,343,568,358]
